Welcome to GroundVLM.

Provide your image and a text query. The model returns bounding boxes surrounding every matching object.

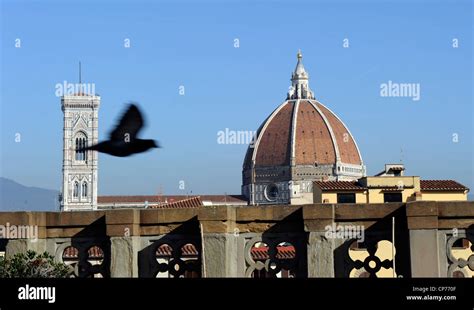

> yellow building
[314,164,469,203]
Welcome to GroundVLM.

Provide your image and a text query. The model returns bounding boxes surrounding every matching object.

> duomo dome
[242,51,366,205]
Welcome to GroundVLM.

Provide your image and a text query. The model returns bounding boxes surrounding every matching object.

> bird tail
[77,144,97,152]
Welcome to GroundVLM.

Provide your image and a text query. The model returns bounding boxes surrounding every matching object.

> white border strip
[290,100,300,165]
[315,100,364,165]
[251,100,294,163]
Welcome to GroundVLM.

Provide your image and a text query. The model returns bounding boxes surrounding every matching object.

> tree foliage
[0,250,72,278]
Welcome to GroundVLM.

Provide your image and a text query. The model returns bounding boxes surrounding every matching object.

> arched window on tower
[75,138,79,160]
[73,181,79,199]
[82,182,88,198]
[74,133,88,162]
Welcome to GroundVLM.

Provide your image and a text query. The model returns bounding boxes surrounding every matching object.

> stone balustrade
[0,201,472,278]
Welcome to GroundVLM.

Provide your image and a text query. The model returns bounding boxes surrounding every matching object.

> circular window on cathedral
[264,184,279,202]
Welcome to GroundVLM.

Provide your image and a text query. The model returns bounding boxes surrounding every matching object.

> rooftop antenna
[79,61,82,85]
[400,147,403,163]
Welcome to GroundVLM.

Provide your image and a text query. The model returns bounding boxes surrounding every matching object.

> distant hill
[0,177,59,211]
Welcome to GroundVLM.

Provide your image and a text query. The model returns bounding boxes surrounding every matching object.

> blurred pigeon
[81,104,159,157]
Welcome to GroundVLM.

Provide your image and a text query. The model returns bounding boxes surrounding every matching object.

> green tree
[0,250,72,278]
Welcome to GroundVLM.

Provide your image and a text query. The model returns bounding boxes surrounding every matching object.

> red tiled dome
[244,99,363,169]
[242,51,366,205]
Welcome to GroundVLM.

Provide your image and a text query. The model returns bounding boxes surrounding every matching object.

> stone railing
[0,201,472,278]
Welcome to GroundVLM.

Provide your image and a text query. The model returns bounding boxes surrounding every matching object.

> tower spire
[79,61,82,85]
[287,50,314,100]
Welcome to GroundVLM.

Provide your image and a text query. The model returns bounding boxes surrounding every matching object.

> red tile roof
[62,246,104,260]
[198,195,247,204]
[154,244,296,260]
[314,181,365,191]
[156,244,198,257]
[251,246,296,260]
[420,180,469,191]
[150,196,202,209]
[64,244,297,261]
[97,195,246,204]
[315,180,469,192]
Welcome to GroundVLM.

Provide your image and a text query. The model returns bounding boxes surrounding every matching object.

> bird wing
[109,104,144,142]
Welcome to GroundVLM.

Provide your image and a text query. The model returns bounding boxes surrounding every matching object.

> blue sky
[1,0,472,195]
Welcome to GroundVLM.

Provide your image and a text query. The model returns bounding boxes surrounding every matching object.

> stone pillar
[409,230,440,277]
[106,209,141,277]
[5,239,28,258]
[304,204,335,277]
[109,236,142,277]
[198,206,240,277]
[407,201,440,277]
[307,231,335,277]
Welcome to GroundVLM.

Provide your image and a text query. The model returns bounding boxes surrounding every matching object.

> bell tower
[60,82,100,211]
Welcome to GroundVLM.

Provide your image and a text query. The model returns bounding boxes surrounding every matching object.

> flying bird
[81,104,159,157]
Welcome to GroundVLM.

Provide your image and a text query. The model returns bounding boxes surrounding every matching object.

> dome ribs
[254,102,293,166]
[248,100,362,168]
[317,103,362,165]
[295,100,336,165]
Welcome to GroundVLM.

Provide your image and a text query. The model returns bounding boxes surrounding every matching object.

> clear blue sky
[1,0,472,195]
